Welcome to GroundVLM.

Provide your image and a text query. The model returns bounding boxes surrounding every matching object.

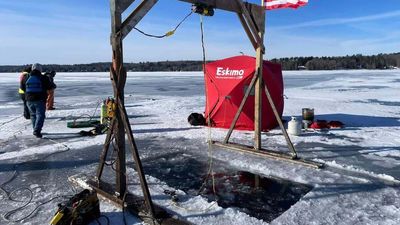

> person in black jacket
[20,63,53,138]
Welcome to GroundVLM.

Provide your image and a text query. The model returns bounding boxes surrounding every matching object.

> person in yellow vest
[20,63,53,138]
[18,66,31,119]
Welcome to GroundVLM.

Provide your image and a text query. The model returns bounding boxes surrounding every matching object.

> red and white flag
[265,0,308,10]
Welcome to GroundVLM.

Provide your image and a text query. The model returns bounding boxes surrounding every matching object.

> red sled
[204,55,284,131]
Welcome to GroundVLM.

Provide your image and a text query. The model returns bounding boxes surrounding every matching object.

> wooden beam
[246,3,265,34]
[254,65,262,150]
[234,0,264,51]
[110,0,127,198]
[111,0,122,38]
[263,79,298,157]
[224,70,258,143]
[237,13,257,50]
[96,118,116,182]
[253,0,265,150]
[69,175,193,225]
[119,100,157,220]
[212,141,323,169]
[113,75,127,198]
[110,70,156,220]
[115,0,136,14]
[120,0,158,40]
[178,0,263,14]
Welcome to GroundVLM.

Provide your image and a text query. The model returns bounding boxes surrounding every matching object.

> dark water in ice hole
[142,152,312,223]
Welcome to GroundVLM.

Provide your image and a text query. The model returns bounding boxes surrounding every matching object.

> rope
[0,99,109,223]
[2,191,71,223]
[0,171,18,200]
[0,136,72,222]
[134,11,193,38]
[196,15,217,198]
[0,116,22,128]
[68,99,102,123]
[0,114,30,144]
[45,138,72,151]
[0,122,29,145]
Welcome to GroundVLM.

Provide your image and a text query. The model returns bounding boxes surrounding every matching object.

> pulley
[192,4,214,16]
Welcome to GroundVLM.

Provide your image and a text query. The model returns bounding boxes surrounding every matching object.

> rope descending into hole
[197,15,217,198]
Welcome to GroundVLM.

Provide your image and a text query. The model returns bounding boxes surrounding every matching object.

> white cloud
[271,10,400,30]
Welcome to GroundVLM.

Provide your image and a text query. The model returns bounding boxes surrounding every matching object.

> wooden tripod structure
[91,0,322,224]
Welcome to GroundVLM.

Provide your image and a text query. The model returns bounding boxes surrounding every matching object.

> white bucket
[288,117,301,136]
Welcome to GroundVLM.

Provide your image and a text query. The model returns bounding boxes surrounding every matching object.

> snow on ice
[0,70,399,225]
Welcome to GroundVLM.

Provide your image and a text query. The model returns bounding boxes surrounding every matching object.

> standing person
[44,70,57,110]
[20,63,52,138]
[18,66,31,119]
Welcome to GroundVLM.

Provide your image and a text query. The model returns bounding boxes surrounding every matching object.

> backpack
[188,113,206,126]
[25,75,43,93]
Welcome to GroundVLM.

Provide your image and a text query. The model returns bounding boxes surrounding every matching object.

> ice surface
[1,70,400,225]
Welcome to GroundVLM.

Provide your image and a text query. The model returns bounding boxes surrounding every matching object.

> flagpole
[254,0,265,150]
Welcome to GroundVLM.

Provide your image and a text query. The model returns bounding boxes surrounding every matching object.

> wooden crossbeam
[262,77,298,157]
[234,0,265,50]
[224,69,259,143]
[115,0,136,14]
[109,68,156,219]
[96,118,116,180]
[213,141,323,169]
[120,0,158,40]
[244,3,265,35]
[178,0,262,14]
[237,13,258,50]
[69,175,192,225]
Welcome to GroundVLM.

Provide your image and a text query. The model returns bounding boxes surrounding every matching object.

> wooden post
[110,0,127,199]
[109,69,157,220]
[263,80,298,158]
[254,1,265,150]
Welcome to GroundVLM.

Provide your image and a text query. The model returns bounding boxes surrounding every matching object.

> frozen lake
[1,70,400,225]
[0,70,371,104]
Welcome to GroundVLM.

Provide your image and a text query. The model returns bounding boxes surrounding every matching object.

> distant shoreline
[1,53,399,72]
[1,69,399,75]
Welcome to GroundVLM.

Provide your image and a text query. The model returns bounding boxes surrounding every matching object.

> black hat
[23,66,32,73]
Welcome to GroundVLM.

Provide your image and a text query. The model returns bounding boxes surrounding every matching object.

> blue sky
[0,0,399,65]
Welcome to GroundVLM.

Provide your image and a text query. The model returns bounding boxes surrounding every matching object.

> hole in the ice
[142,153,312,223]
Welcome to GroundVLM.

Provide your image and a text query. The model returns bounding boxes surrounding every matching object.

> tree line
[1,53,399,73]
[0,61,203,73]
[271,53,400,70]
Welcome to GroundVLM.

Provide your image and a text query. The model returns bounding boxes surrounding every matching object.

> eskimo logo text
[216,67,244,79]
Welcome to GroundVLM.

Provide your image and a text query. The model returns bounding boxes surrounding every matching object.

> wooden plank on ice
[212,141,324,169]
[69,174,192,225]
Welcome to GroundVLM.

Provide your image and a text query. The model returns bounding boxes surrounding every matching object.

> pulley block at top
[192,4,215,16]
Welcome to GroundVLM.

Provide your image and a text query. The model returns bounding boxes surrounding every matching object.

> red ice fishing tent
[204,55,284,131]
